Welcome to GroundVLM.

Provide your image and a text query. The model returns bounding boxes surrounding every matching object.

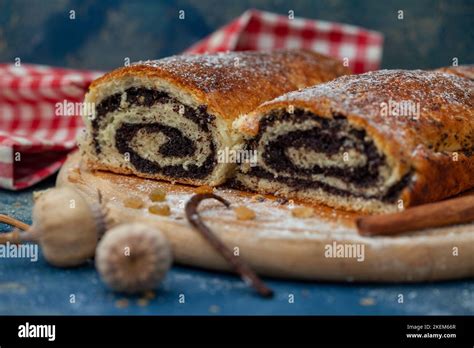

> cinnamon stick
[356,195,474,236]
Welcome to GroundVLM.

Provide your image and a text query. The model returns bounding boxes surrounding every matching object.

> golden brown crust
[88,50,349,123]
[436,65,474,81]
[238,69,474,207]
[406,146,474,206]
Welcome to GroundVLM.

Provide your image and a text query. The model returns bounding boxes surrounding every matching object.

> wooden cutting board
[56,152,474,282]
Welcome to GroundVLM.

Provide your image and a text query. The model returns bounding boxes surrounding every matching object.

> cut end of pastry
[234,108,410,213]
[81,83,234,186]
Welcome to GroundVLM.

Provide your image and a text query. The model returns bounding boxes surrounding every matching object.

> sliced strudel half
[234,70,474,212]
[80,50,348,186]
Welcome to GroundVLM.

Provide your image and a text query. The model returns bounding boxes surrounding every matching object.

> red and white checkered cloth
[186,9,383,73]
[0,10,383,190]
[0,64,102,189]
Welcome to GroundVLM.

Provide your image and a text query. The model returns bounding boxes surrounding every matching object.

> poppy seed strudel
[80,50,348,186]
[234,70,474,212]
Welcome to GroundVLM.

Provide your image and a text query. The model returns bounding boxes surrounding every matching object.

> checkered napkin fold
[0,9,383,190]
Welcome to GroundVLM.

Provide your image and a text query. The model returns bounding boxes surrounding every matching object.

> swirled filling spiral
[239,109,410,202]
[90,87,217,179]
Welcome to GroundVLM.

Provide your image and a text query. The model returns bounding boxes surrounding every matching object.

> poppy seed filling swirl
[241,109,411,202]
[91,87,217,179]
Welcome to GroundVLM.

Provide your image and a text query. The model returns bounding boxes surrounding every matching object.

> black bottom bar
[0,315,472,346]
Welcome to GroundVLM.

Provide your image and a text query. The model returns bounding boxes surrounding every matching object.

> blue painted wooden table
[0,175,473,315]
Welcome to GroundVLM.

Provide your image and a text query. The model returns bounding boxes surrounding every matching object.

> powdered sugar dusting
[133,50,346,94]
[271,69,473,108]
[261,69,474,153]
[100,168,474,243]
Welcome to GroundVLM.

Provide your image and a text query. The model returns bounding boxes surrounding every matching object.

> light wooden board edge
[56,152,474,282]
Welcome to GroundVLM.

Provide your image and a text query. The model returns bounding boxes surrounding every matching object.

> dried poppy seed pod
[30,186,107,267]
[95,223,172,294]
[0,186,108,267]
